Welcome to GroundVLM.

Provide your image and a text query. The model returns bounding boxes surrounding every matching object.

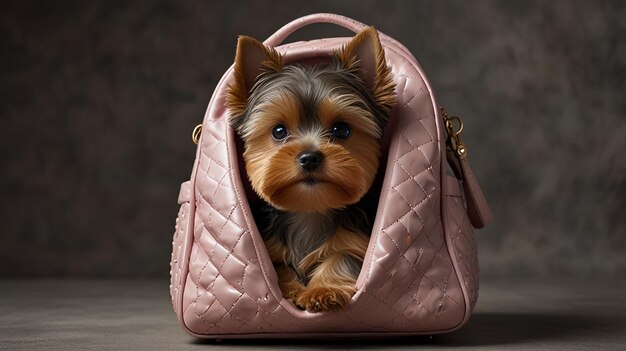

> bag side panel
[181,113,295,335]
[353,53,465,331]
[444,176,479,312]
[377,34,477,325]
[170,182,191,314]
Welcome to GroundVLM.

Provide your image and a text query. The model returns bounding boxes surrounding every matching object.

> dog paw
[295,286,356,312]
[283,285,305,302]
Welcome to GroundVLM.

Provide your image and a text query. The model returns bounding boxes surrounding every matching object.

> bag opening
[229,55,399,312]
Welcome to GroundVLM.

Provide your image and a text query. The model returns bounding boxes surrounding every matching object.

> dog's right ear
[226,36,284,129]
[334,27,395,116]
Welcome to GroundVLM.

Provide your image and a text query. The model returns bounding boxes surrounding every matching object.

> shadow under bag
[169,13,492,339]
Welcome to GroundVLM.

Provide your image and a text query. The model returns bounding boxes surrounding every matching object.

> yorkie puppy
[226,27,395,312]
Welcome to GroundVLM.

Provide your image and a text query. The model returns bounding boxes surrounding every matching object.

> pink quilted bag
[169,13,492,338]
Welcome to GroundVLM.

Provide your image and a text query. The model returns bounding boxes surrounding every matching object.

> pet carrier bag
[170,13,492,338]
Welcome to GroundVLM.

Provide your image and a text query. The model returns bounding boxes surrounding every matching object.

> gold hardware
[440,107,468,159]
[444,116,464,136]
[192,124,202,145]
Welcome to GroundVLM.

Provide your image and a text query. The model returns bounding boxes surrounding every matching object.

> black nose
[298,151,324,171]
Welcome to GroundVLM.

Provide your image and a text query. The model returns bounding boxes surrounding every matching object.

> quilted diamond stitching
[169,202,189,312]
[448,195,479,311]
[172,37,473,335]
[369,95,460,312]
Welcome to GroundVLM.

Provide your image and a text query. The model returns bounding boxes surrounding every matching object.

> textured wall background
[1,0,624,278]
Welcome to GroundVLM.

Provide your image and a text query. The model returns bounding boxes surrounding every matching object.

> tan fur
[318,96,382,138]
[226,36,284,121]
[298,227,370,274]
[238,91,301,141]
[227,27,396,312]
[264,237,306,301]
[294,228,369,311]
[245,139,378,212]
[334,27,395,114]
[242,92,381,213]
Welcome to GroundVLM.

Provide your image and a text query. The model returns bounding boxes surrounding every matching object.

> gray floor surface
[1,278,624,350]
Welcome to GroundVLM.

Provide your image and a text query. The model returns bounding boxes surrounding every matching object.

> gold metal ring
[192,124,202,145]
[445,116,464,136]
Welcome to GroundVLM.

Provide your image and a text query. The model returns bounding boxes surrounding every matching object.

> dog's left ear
[335,27,395,114]
[227,36,284,130]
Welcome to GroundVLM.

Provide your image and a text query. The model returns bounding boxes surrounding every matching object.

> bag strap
[442,108,493,228]
[264,13,367,46]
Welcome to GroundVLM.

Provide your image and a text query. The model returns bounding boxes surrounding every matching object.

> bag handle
[264,13,368,47]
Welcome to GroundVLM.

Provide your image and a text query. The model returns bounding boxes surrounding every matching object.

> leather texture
[444,176,480,312]
[459,157,493,229]
[446,151,493,229]
[169,13,489,338]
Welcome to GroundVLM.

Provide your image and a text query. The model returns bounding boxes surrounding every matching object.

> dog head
[227,27,395,213]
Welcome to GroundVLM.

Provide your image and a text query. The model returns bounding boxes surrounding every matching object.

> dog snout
[298,151,323,171]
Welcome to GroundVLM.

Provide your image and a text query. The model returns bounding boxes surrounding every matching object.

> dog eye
[331,122,351,139]
[271,124,288,141]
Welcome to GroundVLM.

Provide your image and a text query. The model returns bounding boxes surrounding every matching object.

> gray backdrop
[1,0,624,278]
